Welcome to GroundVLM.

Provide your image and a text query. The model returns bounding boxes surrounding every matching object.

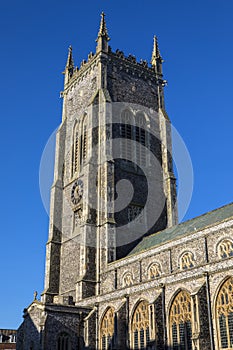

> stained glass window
[100,307,115,350]
[132,301,150,349]
[170,291,192,350]
[216,277,233,349]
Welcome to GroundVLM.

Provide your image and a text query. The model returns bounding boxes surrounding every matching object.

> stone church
[17,13,233,350]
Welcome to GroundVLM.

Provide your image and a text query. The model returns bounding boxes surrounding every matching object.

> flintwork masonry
[17,13,233,350]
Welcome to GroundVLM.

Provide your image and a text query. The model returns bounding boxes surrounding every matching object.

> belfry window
[57,332,71,350]
[216,277,233,349]
[218,239,233,259]
[135,112,147,166]
[73,123,79,174]
[73,114,88,175]
[170,290,192,350]
[132,300,150,349]
[100,307,115,350]
[120,109,134,161]
[120,109,147,167]
[80,113,87,166]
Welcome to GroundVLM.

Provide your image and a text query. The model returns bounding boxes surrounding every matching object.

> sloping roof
[128,202,233,256]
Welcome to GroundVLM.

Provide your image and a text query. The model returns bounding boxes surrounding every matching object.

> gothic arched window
[148,262,161,280]
[135,112,147,166]
[57,332,71,350]
[180,252,195,270]
[73,122,79,174]
[120,109,134,161]
[100,307,115,350]
[218,239,233,259]
[122,272,133,287]
[170,290,192,350]
[216,277,233,349]
[80,113,88,166]
[73,114,88,175]
[131,300,150,349]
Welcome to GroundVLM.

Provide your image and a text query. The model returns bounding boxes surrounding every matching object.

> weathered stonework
[17,13,233,350]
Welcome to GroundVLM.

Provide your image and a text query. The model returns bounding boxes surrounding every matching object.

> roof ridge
[143,201,233,241]
[128,202,233,256]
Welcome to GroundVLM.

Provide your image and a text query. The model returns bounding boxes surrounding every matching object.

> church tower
[42,13,177,305]
[18,14,233,350]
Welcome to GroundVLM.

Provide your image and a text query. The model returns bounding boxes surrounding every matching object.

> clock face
[71,180,83,205]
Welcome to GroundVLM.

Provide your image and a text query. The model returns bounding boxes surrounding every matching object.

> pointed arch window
[135,112,147,167]
[120,109,148,167]
[170,290,192,350]
[73,123,79,174]
[120,109,134,161]
[148,262,161,280]
[132,300,150,349]
[180,252,195,270]
[100,307,115,350]
[57,332,71,350]
[122,272,133,287]
[73,114,88,175]
[218,239,233,259]
[216,277,233,349]
[80,113,88,166]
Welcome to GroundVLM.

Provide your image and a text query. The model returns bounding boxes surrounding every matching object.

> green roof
[128,202,233,256]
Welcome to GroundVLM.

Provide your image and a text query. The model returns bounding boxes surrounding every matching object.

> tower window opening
[73,114,88,176]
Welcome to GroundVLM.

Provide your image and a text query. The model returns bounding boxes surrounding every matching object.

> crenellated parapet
[63,46,166,95]
[63,14,166,91]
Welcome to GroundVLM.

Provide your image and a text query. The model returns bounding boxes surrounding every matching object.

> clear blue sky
[1,0,233,329]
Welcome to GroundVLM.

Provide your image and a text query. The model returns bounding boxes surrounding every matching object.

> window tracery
[72,114,88,175]
[100,307,115,350]
[216,277,233,349]
[218,239,233,259]
[80,114,88,167]
[132,300,150,349]
[120,110,148,166]
[128,205,143,223]
[148,262,161,279]
[135,112,147,166]
[120,109,134,161]
[57,332,71,350]
[73,123,79,174]
[170,290,192,350]
[122,272,133,287]
[180,252,195,270]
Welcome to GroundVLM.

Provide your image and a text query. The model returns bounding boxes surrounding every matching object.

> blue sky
[0,0,233,329]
